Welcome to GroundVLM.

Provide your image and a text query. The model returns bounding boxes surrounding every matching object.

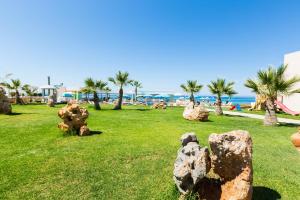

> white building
[282,51,300,111]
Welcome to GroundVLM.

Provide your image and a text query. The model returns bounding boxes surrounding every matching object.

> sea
[95,93,255,105]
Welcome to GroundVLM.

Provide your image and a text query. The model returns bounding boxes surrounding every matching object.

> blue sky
[0,0,300,95]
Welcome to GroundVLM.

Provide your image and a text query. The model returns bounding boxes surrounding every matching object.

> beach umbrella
[154,94,170,98]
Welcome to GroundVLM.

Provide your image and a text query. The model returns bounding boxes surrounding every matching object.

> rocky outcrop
[0,87,12,114]
[58,103,90,136]
[183,102,209,121]
[173,133,211,194]
[174,130,253,200]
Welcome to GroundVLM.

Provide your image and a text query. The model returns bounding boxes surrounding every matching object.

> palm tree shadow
[278,123,299,127]
[253,186,281,200]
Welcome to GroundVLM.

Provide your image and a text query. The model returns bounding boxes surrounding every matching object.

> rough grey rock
[174,133,211,194]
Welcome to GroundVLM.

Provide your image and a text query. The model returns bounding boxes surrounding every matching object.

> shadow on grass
[89,130,103,135]
[253,186,281,200]
[8,112,37,115]
[278,123,299,127]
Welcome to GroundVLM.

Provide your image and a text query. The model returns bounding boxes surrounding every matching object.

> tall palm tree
[208,78,237,115]
[245,64,300,126]
[2,79,23,104]
[22,84,38,102]
[109,71,133,110]
[84,78,107,110]
[132,80,142,101]
[180,80,203,105]
[103,86,111,100]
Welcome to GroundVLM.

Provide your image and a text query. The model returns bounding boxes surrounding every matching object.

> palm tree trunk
[93,91,101,110]
[135,87,137,102]
[114,87,123,110]
[215,96,223,115]
[190,92,195,108]
[264,98,278,126]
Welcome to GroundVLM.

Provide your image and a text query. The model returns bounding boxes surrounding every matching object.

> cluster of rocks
[58,103,90,136]
[152,102,167,109]
[183,102,209,121]
[0,87,12,114]
[174,130,253,200]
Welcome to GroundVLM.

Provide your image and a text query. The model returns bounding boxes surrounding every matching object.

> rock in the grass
[174,133,211,194]
[58,102,90,136]
[209,130,253,200]
[0,87,12,114]
[152,102,167,109]
[183,102,209,121]
[47,95,55,107]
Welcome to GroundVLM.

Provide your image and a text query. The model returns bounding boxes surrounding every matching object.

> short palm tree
[2,79,23,104]
[208,78,237,115]
[84,78,107,110]
[22,84,38,102]
[132,80,142,101]
[103,86,111,100]
[180,80,203,105]
[245,64,300,126]
[109,71,133,110]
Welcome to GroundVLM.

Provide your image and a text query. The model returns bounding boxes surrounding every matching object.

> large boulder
[209,130,253,200]
[58,103,90,136]
[183,102,209,121]
[0,87,12,114]
[173,133,211,194]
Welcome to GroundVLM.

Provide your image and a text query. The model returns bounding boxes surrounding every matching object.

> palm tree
[180,80,203,105]
[208,78,237,115]
[109,71,133,110]
[2,79,23,104]
[84,78,107,110]
[103,86,111,100]
[132,80,142,101]
[22,84,38,102]
[245,64,300,126]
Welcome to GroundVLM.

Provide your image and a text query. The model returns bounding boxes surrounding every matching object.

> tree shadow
[253,186,281,200]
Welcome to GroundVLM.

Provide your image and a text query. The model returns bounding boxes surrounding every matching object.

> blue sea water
[93,93,255,105]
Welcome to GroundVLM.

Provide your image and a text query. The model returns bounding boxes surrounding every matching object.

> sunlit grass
[0,104,299,199]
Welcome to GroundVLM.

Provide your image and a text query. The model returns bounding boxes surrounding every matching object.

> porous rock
[209,130,253,200]
[58,102,90,136]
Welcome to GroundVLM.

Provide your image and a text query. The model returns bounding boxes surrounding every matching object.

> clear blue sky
[0,0,300,95]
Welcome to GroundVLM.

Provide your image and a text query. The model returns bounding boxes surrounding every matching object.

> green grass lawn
[1,104,300,199]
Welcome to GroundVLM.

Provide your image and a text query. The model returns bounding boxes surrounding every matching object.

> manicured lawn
[0,104,300,199]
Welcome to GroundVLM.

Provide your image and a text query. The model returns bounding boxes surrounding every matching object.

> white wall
[282,51,300,110]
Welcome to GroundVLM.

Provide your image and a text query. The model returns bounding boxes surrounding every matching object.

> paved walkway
[208,109,300,125]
